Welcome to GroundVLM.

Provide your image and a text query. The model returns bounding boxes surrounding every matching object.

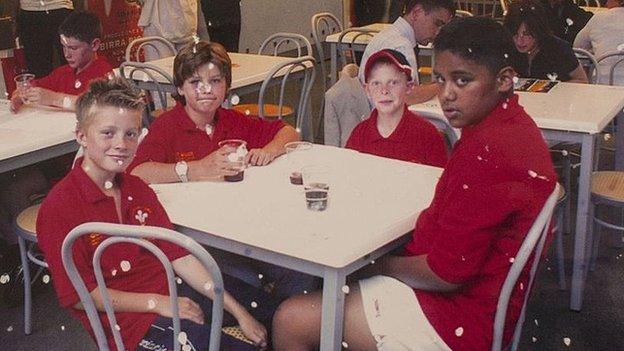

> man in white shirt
[574,0,624,86]
[358,0,455,104]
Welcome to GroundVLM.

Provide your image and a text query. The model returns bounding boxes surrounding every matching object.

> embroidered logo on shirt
[131,206,153,226]
[87,232,104,247]
[176,151,196,162]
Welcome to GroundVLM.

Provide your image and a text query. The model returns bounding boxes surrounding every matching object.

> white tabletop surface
[409,82,624,134]
[325,23,433,50]
[152,145,442,268]
[117,52,312,89]
[0,99,76,161]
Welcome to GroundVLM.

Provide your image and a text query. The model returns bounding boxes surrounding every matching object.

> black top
[200,0,241,26]
[513,35,579,82]
[541,0,593,44]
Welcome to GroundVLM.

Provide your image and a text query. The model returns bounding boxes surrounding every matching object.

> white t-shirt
[138,0,198,44]
[574,7,624,86]
[20,0,73,11]
[358,17,420,84]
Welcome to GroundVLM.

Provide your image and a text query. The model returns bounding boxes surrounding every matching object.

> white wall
[238,0,343,54]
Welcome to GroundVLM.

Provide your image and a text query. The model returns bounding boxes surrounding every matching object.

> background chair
[125,36,177,62]
[588,172,624,271]
[257,32,313,58]
[311,12,343,92]
[492,184,560,351]
[119,61,176,127]
[573,47,599,84]
[62,222,225,351]
[597,50,624,86]
[413,110,459,156]
[337,27,379,67]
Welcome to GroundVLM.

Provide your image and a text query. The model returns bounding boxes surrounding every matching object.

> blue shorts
[137,274,277,351]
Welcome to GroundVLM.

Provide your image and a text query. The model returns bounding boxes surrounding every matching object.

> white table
[409,82,624,311]
[0,99,77,174]
[152,145,442,351]
[325,23,433,86]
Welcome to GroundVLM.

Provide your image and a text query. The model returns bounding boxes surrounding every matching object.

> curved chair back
[311,12,343,91]
[126,36,177,62]
[455,9,474,17]
[597,50,624,86]
[414,111,459,155]
[573,47,599,84]
[119,61,175,127]
[576,0,601,6]
[258,32,313,58]
[257,56,316,140]
[337,27,379,67]
[62,222,225,351]
[491,184,561,351]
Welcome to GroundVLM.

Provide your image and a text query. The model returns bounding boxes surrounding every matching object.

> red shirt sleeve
[34,68,62,91]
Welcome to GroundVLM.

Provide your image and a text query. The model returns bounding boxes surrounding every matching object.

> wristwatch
[174,161,189,183]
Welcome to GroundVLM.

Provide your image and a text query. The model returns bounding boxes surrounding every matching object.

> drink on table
[302,165,330,211]
[285,141,313,185]
[218,139,247,182]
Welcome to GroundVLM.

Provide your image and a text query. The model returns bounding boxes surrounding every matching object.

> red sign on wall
[85,0,143,67]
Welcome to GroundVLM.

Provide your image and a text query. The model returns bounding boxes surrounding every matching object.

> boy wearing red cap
[346,49,448,168]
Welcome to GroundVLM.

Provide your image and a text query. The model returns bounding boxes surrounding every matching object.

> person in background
[358,0,456,104]
[8,0,73,78]
[10,10,112,113]
[504,0,588,83]
[200,0,242,52]
[541,0,592,45]
[272,17,556,351]
[574,0,624,86]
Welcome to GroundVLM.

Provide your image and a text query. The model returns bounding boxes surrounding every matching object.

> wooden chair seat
[591,171,624,202]
[16,203,41,237]
[233,104,294,118]
[222,326,254,345]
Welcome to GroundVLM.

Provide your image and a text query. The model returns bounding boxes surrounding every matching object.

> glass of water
[302,165,330,211]
[14,73,35,104]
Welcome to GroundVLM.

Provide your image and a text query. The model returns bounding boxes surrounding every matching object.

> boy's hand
[155,295,205,325]
[9,91,24,113]
[237,313,268,348]
[245,148,276,166]
[192,147,239,180]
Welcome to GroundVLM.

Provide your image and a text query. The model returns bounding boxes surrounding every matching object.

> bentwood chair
[573,48,599,84]
[125,36,177,62]
[311,12,343,92]
[62,223,225,351]
[492,184,560,351]
[337,27,379,67]
[597,50,624,86]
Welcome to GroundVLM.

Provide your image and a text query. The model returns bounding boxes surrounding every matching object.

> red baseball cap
[364,49,413,83]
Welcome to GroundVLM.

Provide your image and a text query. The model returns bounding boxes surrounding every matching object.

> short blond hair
[75,77,145,130]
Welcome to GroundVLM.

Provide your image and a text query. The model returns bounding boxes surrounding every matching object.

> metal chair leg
[17,236,32,335]
[556,206,566,290]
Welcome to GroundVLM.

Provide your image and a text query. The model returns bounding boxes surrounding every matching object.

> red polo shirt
[128,104,286,169]
[403,95,556,350]
[345,106,448,168]
[37,159,188,351]
[35,56,113,95]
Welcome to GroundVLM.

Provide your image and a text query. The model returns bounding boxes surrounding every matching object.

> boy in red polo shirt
[346,49,448,168]
[10,11,113,113]
[273,18,556,351]
[37,78,274,350]
[128,41,299,183]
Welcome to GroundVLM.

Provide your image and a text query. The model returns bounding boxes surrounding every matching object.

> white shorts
[359,275,452,351]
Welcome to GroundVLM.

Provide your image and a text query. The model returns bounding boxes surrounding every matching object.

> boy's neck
[75,54,97,75]
[376,108,404,138]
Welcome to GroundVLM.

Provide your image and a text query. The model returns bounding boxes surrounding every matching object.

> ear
[496,66,516,94]
[75,128,87,148]
[363,82,374,99]
[90,38,101,52]
[177,86,185,97]
[406,80,415,94]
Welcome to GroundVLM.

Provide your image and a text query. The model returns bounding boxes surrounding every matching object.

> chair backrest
[257,56,316,141]
[62,222,225,351]
[119,61,175,127]
[455,9,474,17]
[573,47,599,84]
[337,27,380,67]
[575,0,601,7]
[311,12,343,91]
[597,50,624,86]
[491,183,561,351]
[258,32,313,58]
[126,36,177,62]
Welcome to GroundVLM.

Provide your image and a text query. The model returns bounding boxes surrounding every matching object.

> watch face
[175,161,188,175]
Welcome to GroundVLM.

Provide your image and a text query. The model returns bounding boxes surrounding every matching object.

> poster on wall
[85,0,143,67]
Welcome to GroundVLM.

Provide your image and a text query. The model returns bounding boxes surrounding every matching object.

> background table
[324,23,433,86]
[152,144,442,351]
[409,82,624,311]
[0,99,77,173]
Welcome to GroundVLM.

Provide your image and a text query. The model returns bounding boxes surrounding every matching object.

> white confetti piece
[258,274,264,280]
[604,133,612,141]
[42,274,50,284]
[117,160,124,166]
[547,73,558,82]
[204,282,212,291]
[455,327,464,337]
[485,145,490,152]
[563,337,571,346]
[370,260,375,264]
[520,282,524,290]
[509,257,515,263]
[176,277,183,284]
[342,285,350,294]
[617,43,624,52]
[532,337,537,343]
[565,18,574,26]
[6,326,13,332]
[303,290,308,294]
[561,150,568,156]
[534,319,539,326]
[120,260,131,272]
[230,94,240,106]
[115,324,121,331]
[502,103,508,110]
[250,301,258,308]
[244,109,251,115]
[182,345,191,351]
[147,299,156,310]
[111,269,117,276]
[461,256,466,261]
[128,196,133,201]
[342,341,349,348]
[118,108,125,114]
[61,325,66,331]
[208,62,215,70]
[104,180,114,189]
[477,156,483,161]
[528,170,538,178]
[178,331,188,345]
[462,184,469,190]
[0,274,10,284]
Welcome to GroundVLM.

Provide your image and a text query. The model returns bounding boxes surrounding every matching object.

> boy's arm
[407,83,439,105]
[23,87,78,110]
[568,64,589,84]
[367,254,460,292]
[246,124,300,166]
[74,287,205,325]
[172,254,268,348]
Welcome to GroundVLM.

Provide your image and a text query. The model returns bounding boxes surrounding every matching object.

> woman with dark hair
[504,0,588,83]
